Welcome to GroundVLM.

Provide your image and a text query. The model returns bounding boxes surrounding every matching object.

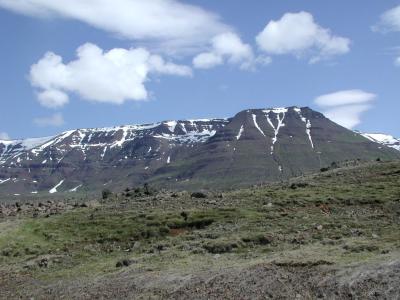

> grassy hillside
[1,160,400,298]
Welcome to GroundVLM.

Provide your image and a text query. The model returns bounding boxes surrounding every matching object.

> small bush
[116,259,134,268]
[159,226,170,235]
[204,241,238,254]
[180,211,188,221]
[102,189,112,200]
[187,218,214,229]
[290,183,309,189]
[343,244,379,253]
[167,218,214,230]
[242,234,273,245]
[191,192,207,199]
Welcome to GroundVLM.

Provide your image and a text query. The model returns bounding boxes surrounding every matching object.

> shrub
[290,183,309,189]
[116,259,133,268]
[191,192,207,199]
[180,211,188,221]
[203,241,238,254]
[143,183,151,195]
[242,234,273,245]
[187,218,214,229]
[167,217,214,230]
[102,189,112,200]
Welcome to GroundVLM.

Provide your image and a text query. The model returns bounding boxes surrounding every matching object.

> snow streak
[294,108,314,149]
[263,108,288,155]
[69,184,82,192]
[252,114,265,137]
[49,179,64,194]
[236,125,244,140]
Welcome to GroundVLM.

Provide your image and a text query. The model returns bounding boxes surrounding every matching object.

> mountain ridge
[0,106,399,196]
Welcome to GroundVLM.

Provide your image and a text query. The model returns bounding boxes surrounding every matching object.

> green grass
[0,160,400,289]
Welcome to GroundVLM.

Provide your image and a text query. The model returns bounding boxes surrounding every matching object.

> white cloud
[193,52,223,69]
[0,0,230,53]
[372,5,400,33]
[0,132,10,140]
[30,43,192,106]
[256,11,351,63]
[193,32,270,70]
[37,89,69,108]
[372,6,400,66]
[314,90,376,129]
[320,104,373,130]
[315,90,376,107]
[33,113,64,127]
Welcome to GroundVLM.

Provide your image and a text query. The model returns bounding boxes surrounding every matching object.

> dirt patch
[169,228,188,237]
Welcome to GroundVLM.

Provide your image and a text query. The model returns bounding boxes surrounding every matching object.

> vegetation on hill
[1,160,400,298]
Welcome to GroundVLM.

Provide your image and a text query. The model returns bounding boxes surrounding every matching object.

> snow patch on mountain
[0,119,228,165]
[49,179,64,194]
[0,178,10,184]
[165,121,177,133]
[360,133,400,151]
[0,136,55,164]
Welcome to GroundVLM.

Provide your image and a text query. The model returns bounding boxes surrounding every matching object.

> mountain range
[1,106,399,196]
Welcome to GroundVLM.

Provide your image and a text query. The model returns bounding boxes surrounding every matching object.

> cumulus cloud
[0,0,229,53]
[193,32,270,70]
[193,52,223,69]
[372,5,400,33]
[0,132,10,140]
[33,113,64,127]
[256,12,351,63]
[30,43,192,107]
[314,90,376,129]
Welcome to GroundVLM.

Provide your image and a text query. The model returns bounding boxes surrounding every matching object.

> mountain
[359,133,400,151]
[1,106,399,196]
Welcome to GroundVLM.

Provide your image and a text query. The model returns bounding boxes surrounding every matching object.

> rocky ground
[0,160,400,299]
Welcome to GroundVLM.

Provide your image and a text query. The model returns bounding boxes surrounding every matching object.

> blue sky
[0,0,399,139]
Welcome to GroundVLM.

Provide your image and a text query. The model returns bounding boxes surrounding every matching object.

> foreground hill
[1,160,400,298]
[0,106,399,196]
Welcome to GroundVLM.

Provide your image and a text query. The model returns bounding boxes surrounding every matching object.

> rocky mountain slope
[0,106,399,196]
